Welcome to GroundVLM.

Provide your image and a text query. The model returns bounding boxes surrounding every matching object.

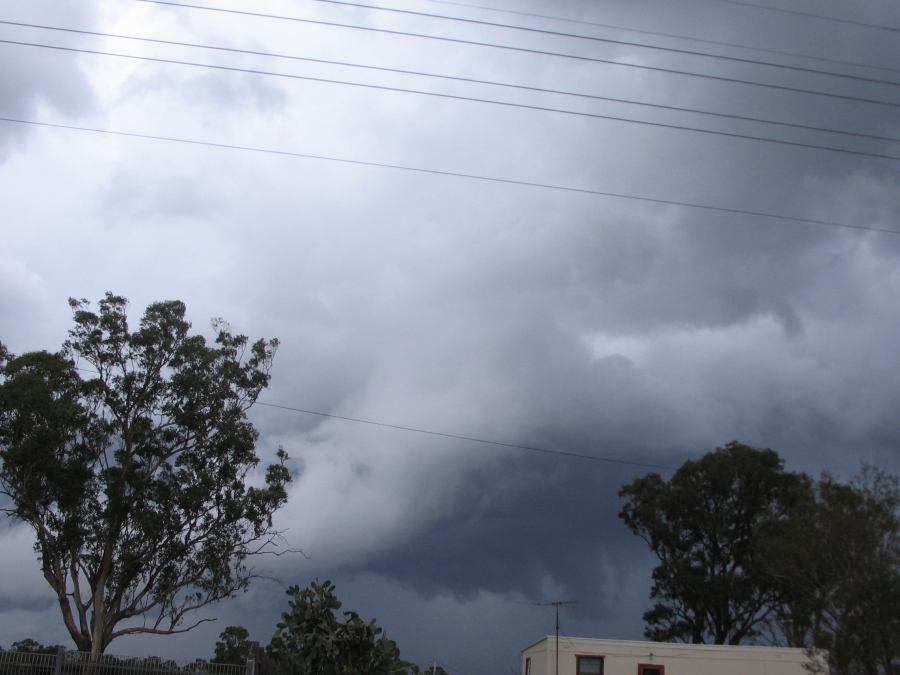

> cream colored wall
[521,637,826,675]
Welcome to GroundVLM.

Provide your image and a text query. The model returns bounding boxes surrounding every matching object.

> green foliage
[761,466,900,675]
[0,293,291,656]
[268,579,414,675]
[8,638,54,653]
[622,442,900,673]
[212,625,251,665]
[619,441,810,644]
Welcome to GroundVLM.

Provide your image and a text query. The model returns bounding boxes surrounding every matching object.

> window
[638,665,664,675]
[577,656,604,675]
[525,658,531,675]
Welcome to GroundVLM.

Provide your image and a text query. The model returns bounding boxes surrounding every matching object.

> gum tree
[619,441,809,644]
[268,580,414,675]
[762,467,900,674]
[0,293,290,659]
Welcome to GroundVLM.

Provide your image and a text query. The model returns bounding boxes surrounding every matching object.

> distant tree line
[0,638,221,674]
[212,579,420,675]
[620,441,900,675]
[2,579,422,675]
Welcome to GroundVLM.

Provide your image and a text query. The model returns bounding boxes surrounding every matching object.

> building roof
[522,635,810,658]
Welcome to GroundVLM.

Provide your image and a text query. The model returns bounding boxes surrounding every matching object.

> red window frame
[637,664,665,675]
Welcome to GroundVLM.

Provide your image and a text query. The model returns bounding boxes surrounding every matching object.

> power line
[67,365,673,471]
[5,38,899,164]
[416,0,900,77]
[2,116,897,237]
[708,0,900,32]
[255,402,676,471]
[6,20,898,146]
[132,0,900,109]
[301,0,900,88]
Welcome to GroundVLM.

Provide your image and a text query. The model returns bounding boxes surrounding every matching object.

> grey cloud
[356,454,655,599]
[0,2,96,156]
[117,67,289,118]
[102,168,229,222]
[1,0,899,672]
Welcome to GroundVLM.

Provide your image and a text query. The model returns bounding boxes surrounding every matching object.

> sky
[1,0,899,672]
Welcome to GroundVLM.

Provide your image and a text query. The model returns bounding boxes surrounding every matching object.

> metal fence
[0,649,56,673]
[0,648,254,675]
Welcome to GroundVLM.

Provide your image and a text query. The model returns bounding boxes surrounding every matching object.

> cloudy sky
[1,0,899,672]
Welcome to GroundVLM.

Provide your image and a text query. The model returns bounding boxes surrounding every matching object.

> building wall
[521,636,825,675]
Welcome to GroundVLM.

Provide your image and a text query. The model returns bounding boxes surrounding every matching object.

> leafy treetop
[619,441,809,644]
[0,293,291,658]
[268,579,416,675]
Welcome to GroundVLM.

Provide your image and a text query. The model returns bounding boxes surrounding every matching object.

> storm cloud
[1,0,899,672]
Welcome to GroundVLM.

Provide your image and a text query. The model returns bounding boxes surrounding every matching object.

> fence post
[245,641,259,675]
[53,646,65,675]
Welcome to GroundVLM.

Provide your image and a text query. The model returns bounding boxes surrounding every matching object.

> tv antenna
[538,600,576,675]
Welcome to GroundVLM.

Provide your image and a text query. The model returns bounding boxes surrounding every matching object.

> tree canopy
[762,466,900,675]
[621,442,900,674]
[211,625,252,666]
[618,441,808,644]
[0,293,291,657]
[268,579,415,675]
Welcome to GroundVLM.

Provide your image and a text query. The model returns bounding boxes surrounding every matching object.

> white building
[521,636,826,675]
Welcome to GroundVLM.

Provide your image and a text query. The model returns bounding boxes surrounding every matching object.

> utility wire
[132,0,900,109]
[2,116,897,236]
[6,37,899,162]
[708,0,900,32]
[417,0,900,77]
[6,20,898,146]
[255,401,676,471]
[68,364,673,471]
[301,0,900,88]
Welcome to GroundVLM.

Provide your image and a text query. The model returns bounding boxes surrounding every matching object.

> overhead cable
[2,116,897,236]
[5,39,899,163]
[708,0,900,32]
[256,401,677,471]
[68,364,674,471]
[6,21,897,146]
[299,0,900,88]
[416,0,900,77]
[130,0,900,109]
[5,35,899,161]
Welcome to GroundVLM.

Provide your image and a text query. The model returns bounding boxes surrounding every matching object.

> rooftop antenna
[538,600,576,675]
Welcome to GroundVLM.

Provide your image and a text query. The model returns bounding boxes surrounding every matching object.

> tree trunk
[86,558,112,675]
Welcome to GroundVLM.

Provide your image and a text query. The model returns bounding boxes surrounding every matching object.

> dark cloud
[357,452,654,599]
[1,0,899,672]
[0,2,96,157]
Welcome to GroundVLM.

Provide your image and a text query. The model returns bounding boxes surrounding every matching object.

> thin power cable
[302,0,900,88]
[2,116,897,236]
[132,0,900,109]
[709,0,900,32]
[7,38,900,162]
[5,20,898,146]
[255,401,676,471]
[418,0,900,77]
[67,365,673,471]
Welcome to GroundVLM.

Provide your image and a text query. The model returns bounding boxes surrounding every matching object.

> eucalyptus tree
[268,579,414,675]
[619,441,809,644]
[0,293,290,660]
[763,467,900,675]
